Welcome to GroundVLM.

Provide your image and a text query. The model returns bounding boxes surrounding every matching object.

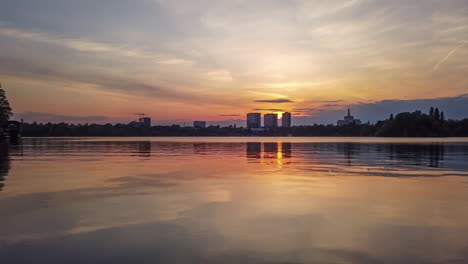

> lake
[1,137,468,263]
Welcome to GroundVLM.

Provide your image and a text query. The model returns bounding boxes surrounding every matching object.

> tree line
[0,85,12,129]
[18,108,468,137]
[1,84,468,137]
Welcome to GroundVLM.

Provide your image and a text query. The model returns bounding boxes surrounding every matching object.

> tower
[247,113,261,128]
[282,112,292,127]
[264,113,278,128]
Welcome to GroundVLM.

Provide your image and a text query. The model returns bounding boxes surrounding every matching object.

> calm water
[1,137,468,264]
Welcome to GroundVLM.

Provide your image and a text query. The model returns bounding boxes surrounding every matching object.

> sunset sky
[1,0,467,125]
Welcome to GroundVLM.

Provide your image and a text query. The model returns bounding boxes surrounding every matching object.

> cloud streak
[219,114,241,117]
[293,93,468,125]
[0,25,192,65]
[253,108,285,112]
[0,26,149,58]
[1,1,468,123]
[254,99,294,103]
[433,41,467,72]
[0,55,188,100]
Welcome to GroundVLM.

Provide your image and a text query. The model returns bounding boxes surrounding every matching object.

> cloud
[219,114,241,117]
[0,55,199,102]
[254,99,293,103]
[0,26,150,58]
[0,25,194,66]
[354,94,468,120]
[253,108,284,112]
[294,93,468,125]
[293,108,317,113]
[1,0,468,121]
[204,70,234,81]
[292,0,359,21]
[432,41,468,72]
[320,100,344,103]
[322,104,343,108]
[262,81,333,89]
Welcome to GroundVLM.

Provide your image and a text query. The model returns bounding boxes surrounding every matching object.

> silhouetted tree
[17,107,468,137]
[434,107,440,121]
[0,84,12,126]
[429,107,434,118]
[440,112,445,122]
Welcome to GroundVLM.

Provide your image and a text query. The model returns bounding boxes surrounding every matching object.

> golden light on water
[277,141,283,168]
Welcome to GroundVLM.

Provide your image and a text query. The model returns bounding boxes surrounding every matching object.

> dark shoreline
[16,109,468,138]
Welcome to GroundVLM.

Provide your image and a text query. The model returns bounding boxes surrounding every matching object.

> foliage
[374,107,461,137]
[0,87,12,126]
[19,107,468,137]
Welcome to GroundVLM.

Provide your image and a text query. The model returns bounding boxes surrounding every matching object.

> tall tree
[0,84,13,126]
[440,112,445,122]
[434,107,440,121]
[429,107,434,117]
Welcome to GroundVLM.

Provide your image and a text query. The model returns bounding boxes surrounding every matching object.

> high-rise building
[282,112,292,127]
[264,113,278,128]
[247,113,261,128]
[139,117,152,127]
[193,121,206,128]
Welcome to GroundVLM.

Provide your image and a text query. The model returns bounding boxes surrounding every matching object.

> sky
[1,0,467,125]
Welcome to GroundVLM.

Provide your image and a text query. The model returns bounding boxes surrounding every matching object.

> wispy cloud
[205,70,234,81]
[219,114,241,117]
[293,108,319,115]
[158,58,193,65]
[432,41,468,72]
[0,55,200,103]
[0,25,191,65]
[254,99,293,103]
[320,100,344,103]
[254,108,285,112]
[1,1,468,122]
[294,93,468,125]
[302,0,367,19]
[0,26,149,58]
[262,81,331,89]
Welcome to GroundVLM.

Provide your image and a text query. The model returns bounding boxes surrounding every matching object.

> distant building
[337,108,361,126]
[193,121,206,128]
[139,117,152,127]
[282,112,292,127]
[264,113,278,128]
[247,113,261,128]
